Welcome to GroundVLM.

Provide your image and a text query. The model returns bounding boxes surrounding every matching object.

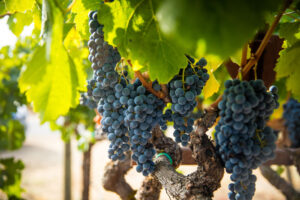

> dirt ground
[1,113,299,200]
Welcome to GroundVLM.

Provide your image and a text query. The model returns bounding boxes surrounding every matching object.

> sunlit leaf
[72,0,99,40]
[99,0,187,83]
[275,42,300,101]
[4,0,35,12]
[19,0,86,122]
[7,12,33,37]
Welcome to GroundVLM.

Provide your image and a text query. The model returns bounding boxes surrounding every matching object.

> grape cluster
[115,79,165,176]
[80,93,97,109]
[86,11,130,161]
[85,11,169,175]
[166,57,209,146]
[84,10,211,176]
[215,79,278,200]
[283,98,300,148]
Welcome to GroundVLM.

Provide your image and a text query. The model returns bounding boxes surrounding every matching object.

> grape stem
[0,12,13,18]
[240,0,292,78]
[127,60,167,99]
[241,43,248,67]
[65,0,76,13]
[260,165,300,200]
[210,95,223,110]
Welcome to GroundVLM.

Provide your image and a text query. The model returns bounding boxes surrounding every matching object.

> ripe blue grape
[283,98,300,148]
[165,57,209,146]
[215,79,279,200]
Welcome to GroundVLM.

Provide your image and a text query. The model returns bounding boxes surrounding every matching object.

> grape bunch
[215,79,278,200]
[166,57,209,146]
[116,79,166,176]
[283,98,300,148]
[85,11,168,175]
[80,93,97,109]
[86,11,130,161]
[84,10,211,176]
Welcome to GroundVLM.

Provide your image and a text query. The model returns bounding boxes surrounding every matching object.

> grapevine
[83,10,210,176]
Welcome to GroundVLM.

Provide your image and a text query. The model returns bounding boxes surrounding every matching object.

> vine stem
[127,60,167,99]
[0,12,13,18]
[134,71,166,99]
[210,95,223,110]
[65,0,76,13]
[241,0,292,77]
[241,43,248,67]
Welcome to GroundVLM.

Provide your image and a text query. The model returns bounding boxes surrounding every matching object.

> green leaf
[72,0,99,40]
[20,45,84,122]
[275,42,300,101]
[19,0,86,122]
[4,0,35,12]
[0,1,6,15]
[99,0,187,83]
[278,22,300,46]
[275,165,284,175]
[0,158,24,198]
[19,45,47,91]
[0,120,25,151]
[7,12,33,37]
[157,0,282,58]
[63,23,75,40]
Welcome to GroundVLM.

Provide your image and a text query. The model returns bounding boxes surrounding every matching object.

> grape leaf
[0,120,25,151]
[202,55,222,98]
[4,0,35,12]
[275,42,300,101]
[98,0,187,83]
[0,1,6,15]
[0,158,24,198]
[203,71,220,99]
[7,12,33,37]
[72,0,99,40]
[157,0,282,58]
[278,22,300,46]
[19,0,86,122]
[32,2,42,31]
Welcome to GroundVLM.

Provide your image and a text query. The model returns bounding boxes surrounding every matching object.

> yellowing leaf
[201,54,222,98]
[203,71,220,98]
[205,55,222,71]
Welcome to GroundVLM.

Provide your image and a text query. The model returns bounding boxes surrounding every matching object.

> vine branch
[260,165,300,200]
[127,60,167,99]
[0,12,13,18]
[134,71,166,99]
[241,0,292,77]
[241,43,248,67]
[136,176,162,200]
[150,107,223,200]
[65,0,76,13]
[102,153,136,200]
